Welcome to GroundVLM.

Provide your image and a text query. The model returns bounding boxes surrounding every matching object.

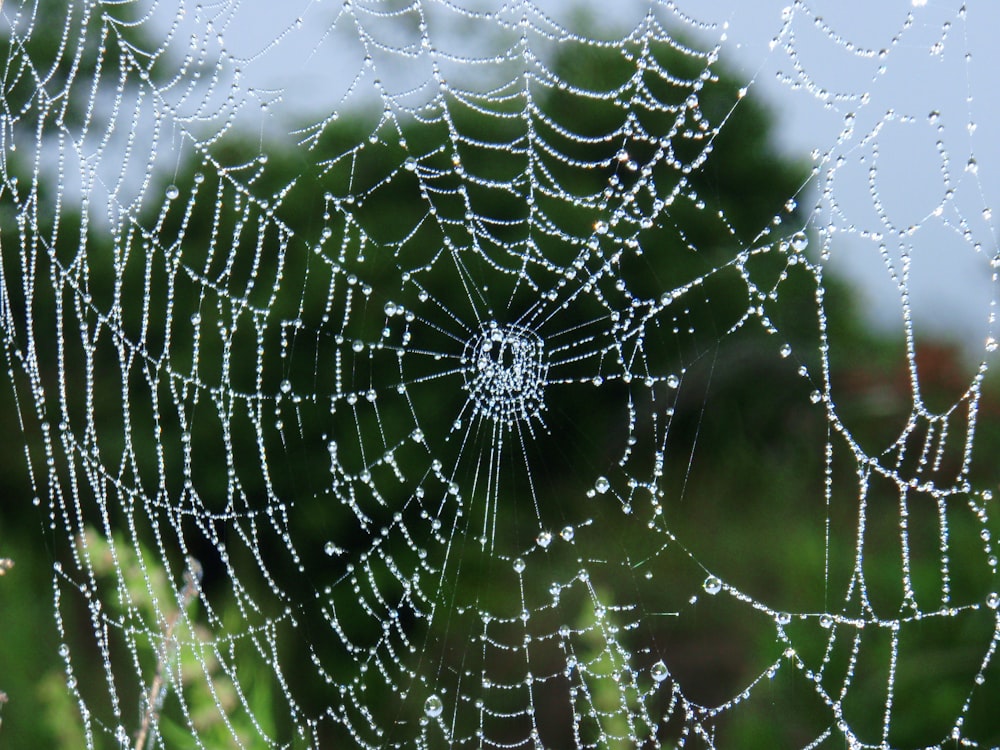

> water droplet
[513,558,526,573]
[280,379,292,394]
[779,343,792,358]
[410,429,423,442]
[165,185,180,200]
[594,476,610,494]
[819,614,833,628]
[776,612,792,625]
[650,660,669,682]
[424,694,444,718]
[535,531,552,548]
[986,337,998,353]
[324,542,339,556]
[703,575,722,595]
[384,301,398,317]
[987,592,999,609]
[666,374,680,389]
[560,526,575,542]
[810,390,823,404]
[790,232,808,252]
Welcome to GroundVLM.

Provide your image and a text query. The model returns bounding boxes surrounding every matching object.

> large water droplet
[594,476,610,494]
[651,660,669,682]
[424,694,444,718]
[790,232,808,252]
[703,575,722,595]
[987,592,999,609]
[536,531,552,548]
[165,185,180,200]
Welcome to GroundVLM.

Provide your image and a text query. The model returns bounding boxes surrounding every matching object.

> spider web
[1,0,999,748]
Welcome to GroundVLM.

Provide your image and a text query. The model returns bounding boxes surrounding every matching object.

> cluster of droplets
[462,322,547,429]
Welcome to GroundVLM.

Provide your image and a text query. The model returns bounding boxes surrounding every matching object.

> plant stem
[134,558,202,750]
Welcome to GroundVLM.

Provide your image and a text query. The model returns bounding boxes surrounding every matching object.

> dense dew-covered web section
[1,0,999,747]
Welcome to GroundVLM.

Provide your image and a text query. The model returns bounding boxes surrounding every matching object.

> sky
[150,0,1000,358]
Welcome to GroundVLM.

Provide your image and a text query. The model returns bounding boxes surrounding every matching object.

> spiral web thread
[1,0,999,747]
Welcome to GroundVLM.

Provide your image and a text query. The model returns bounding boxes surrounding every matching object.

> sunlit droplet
[424,694,444,718]
[651,660,669,682]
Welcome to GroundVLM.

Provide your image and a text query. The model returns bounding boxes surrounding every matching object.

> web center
[463,322,547,428]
